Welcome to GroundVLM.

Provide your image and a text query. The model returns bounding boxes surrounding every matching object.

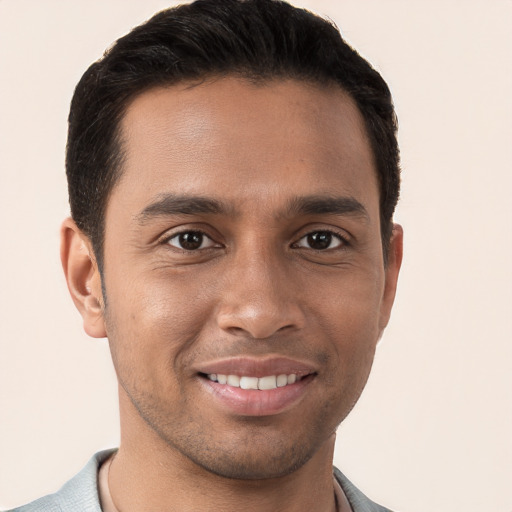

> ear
[60,218,106,338]
[378,223,403,333]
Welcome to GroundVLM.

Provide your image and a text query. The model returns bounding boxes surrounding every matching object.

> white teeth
[206,373,301,390]
[227,375,240,387]
[240,376,259,389]
[258,375,277,390]
[276,374,288,387]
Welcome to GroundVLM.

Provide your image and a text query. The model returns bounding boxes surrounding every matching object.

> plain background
[0,1,511,511]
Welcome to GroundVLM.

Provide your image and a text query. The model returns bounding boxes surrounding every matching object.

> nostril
[216,291,306,339]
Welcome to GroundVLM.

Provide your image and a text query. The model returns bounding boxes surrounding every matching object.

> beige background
[1,1,511,511]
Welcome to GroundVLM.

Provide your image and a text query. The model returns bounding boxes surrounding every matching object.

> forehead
[112,77,378,217]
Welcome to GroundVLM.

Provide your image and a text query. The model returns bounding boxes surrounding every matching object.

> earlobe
[60,218,106,338]
[379,223,403,332]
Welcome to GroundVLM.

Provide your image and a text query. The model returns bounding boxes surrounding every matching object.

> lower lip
[199,374,314,417]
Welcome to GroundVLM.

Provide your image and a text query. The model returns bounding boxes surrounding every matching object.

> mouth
[201,372,304,390]
[196,357,317,416]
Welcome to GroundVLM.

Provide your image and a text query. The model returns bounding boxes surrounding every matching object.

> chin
[177,442,316,481]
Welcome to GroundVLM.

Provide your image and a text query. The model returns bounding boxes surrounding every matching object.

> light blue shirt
[6,450,394,512]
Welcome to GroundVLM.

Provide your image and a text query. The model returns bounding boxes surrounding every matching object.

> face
[90,78,401,479]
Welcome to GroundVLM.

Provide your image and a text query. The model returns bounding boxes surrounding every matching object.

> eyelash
[162,228,349,252]
[163,230,220,251]
[293,229,350,251]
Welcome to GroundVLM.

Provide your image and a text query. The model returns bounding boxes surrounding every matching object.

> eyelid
[159,226,223,250]
[169,232,216,250]
[298,232,343,248]
[292,226,351,249]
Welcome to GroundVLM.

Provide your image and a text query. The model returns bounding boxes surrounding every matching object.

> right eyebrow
[135,194,234,225]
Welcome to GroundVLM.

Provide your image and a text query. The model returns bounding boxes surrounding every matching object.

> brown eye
[167,231,216,251]
[296,231,343,250]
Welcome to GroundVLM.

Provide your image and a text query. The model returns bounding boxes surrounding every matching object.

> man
[9,0,402,510]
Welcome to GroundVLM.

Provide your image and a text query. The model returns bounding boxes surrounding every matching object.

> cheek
[312,272,383,381]
[315,269,384,336]
[103,273,213,387]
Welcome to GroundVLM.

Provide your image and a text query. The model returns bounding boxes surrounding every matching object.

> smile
[196,357,317,415]
[201,373,314,416]
[205,373,299,390]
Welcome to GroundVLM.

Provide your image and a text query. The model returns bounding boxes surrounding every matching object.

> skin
[61,77,402,512]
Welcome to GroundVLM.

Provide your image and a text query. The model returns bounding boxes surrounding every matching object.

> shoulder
[333,467,395,512]
[5,449,116,512]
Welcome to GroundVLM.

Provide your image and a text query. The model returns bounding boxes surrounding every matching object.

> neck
[110,396,339,512]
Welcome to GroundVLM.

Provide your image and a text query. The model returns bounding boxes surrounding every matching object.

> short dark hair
[66,0,400,270]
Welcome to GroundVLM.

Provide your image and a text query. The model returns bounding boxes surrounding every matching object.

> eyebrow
[284,195,370,222]
[136,194,233,224]
[135,193,370,225]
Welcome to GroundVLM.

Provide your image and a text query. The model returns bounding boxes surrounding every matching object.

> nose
[216,247,305,339]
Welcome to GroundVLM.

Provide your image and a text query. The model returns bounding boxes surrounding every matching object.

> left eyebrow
[283,195,370,222]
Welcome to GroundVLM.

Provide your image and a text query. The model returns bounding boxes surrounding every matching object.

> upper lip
[195,356,317,378]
